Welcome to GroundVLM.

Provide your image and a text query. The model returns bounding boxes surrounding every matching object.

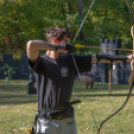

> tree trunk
[78,0,83,40]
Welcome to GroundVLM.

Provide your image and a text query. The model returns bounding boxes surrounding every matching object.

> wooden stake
[109,64,112,94]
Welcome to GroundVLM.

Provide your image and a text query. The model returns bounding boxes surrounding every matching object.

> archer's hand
[126,54,134,62]
[57,44,76,53]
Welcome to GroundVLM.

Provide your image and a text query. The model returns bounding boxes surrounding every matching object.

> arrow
[75,44,133,52]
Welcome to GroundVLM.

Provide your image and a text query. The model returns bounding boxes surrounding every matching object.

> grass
[0,80,134,134]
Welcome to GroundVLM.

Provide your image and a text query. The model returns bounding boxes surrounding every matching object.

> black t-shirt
[28,54,92,117]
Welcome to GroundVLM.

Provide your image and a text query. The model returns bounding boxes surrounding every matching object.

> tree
[0,0,134,57]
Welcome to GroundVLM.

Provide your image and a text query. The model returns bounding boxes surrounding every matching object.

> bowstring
[72,0,96,45]
[70,0,97,130]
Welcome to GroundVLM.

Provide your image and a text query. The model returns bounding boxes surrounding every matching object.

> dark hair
[45,27,71,43]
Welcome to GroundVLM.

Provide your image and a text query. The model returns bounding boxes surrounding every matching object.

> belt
[43,115,73,120]
[31,100,81,133]
[38,100,81,116]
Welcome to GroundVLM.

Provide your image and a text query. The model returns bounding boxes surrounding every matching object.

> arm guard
[57,44,76,53]
[96,54,128,64]
[46,43,57,51]
[48,43,76,53]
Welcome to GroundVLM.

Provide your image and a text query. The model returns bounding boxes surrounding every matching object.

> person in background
[81,75,94,88]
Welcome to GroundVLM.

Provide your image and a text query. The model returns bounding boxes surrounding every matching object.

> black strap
[31,112,38,134]
[38,100,81,116]
[31,100,81,134]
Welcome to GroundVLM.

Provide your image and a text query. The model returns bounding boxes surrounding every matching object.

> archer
[26,26,134,134]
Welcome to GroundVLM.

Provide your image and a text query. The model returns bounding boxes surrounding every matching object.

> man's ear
[53,38,58,44]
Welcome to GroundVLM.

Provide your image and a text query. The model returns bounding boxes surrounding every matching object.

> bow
[71,0,134,133]
[98,0,134,133]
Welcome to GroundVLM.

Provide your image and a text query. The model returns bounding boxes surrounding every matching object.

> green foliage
[0,64,18,77]
[0,0,134,56]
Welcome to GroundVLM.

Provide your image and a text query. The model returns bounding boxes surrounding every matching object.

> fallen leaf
[77,106,81,108]
[81,129,84,132]
[20,127,25,131]
[24,127,32,134]
[13,128,17,132]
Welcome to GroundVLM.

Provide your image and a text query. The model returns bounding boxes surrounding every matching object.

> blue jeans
[37,117,77,134]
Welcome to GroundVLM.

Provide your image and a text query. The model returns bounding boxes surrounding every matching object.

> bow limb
[124,0,134,24]
[98,1,134,134]
[124,0,134,52]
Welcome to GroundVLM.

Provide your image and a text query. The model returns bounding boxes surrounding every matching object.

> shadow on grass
[0,80,133,105]
[72,93,134,97]
[0,94,37,105]
[73,82,132,93]
[0,80,37,105]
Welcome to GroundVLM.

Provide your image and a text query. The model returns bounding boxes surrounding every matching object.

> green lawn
[0,80,134,134]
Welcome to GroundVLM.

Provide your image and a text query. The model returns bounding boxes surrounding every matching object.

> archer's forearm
[26,40,57,63]
[26,40,57,51]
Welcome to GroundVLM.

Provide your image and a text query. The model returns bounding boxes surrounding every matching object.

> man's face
[53,36,70,45]
[58,37,70,45]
